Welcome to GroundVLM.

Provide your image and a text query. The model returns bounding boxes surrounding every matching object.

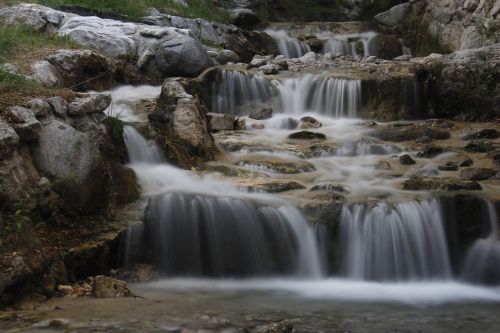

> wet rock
[412,168,440,177]
[464,140,496,153]
[260,64,279,75]
[249,108,273,120]
[416,145,445,158]
[308,143,338,158]
[462,129,499,140]
[152,79,218,168]
[399,154,416,165]
[208,113,235,131]
[402,176,482,191]
[310,184,350,193]
[256,320,293,333]
[208,49,240,65]
[374,160,391,170]
[250,55,272,68]
[370,126,450,142]
[237,155,315,174]
[299,116,321,129]
[112,165,140,205]
[423,119,455,129]
[26,98,51,117]
[438,162,458,171]
[235,118,246,130]
[242,181,305,193]
[0,118,20,158]
[460,168,497,181]
[288,131,326,140]
[7,106,41,142]
[68,93,112,116]
[92,276,131,298]
[279,118,299,130]
[458,158,474,167]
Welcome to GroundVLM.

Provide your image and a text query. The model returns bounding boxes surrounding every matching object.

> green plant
[6,194,43,249]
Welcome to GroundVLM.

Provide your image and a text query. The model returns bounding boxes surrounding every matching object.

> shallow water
[5,280,500,332]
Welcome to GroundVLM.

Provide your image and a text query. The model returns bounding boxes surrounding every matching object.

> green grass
[0,25,76,63]
[6,0,231,23]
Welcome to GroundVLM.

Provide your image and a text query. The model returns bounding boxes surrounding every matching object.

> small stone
[458,158,474,167]
[438,162,458,171]
[417,145,444,158]
[68,93,111,116]
[260,64,279,75]
[399,154,416,165]
[374,161,391,170]
[92,276,131,298]
[46,96,68,117]
[7,106,41,141]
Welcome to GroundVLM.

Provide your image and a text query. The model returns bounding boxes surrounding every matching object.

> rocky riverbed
[0,0,499,331]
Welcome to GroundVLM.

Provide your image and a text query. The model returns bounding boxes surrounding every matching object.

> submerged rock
[464,140,497,153]
[370,126,450,142]
[242,180,305,193]
[288,131,326,140]
[460,168,497,181]
[249,108,273,120]
[236,155,316,174]
[402,176,482,191]
[207,113,235,131]
[417,145,445,158]
[399,154,416,165]
[462,129,499,140]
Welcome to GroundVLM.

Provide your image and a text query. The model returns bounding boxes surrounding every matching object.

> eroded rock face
[0,118,20,158]
[150,79,218,168]
[33,120,104,213]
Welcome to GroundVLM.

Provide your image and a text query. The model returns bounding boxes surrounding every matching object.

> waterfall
[274,75,361,117]
[339,199,452,281]
[124,126,164,163]
[210,70,361,118]
[122,126,325,278]
[265,29,311,58]
[461,201,500,285]
[210,70,275,115]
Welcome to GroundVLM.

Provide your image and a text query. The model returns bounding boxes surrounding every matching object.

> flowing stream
[69,69,500,332]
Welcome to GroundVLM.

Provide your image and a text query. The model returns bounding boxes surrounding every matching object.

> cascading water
[273,75,361,117]
[339,199,452,281]
[122,126,324,278]
[265,29,311,58]
[211,70,275,115]
[210,70,361,118]
[322,32,377,57]
[462,201,500,285]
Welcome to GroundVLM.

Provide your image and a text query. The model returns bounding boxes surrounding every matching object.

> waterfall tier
[211,70,361,118]
[339,199,452,281]
[125,192,324,278]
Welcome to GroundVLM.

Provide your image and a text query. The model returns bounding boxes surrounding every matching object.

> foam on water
[140,278,500,306]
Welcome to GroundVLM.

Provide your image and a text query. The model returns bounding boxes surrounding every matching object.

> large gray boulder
[154,35,212,77]
[33,120,104,213]
[59,16,137,58]
[0,4,67,32]
[374,3,411,27]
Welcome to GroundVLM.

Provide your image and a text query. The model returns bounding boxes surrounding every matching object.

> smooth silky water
[7,74,500,332]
